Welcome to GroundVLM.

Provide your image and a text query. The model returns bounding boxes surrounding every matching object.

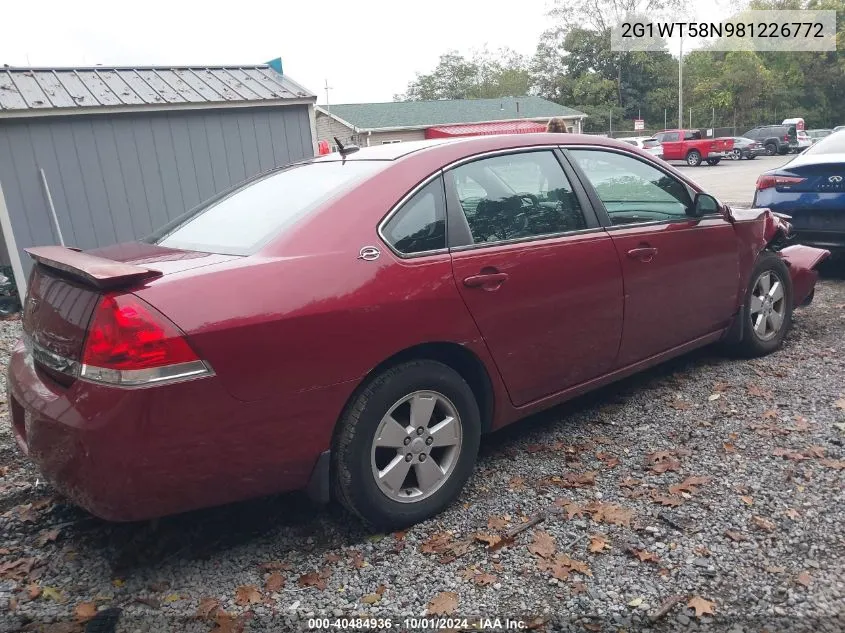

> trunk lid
[22,243,237,379]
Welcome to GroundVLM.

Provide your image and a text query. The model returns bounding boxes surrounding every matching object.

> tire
[686,150,702,166]
[332,360,481,530]
[734,252,793,357]
[764,142,777,156]
[748,154,757,160]
[730,149,742,160]
[706,158,721,166]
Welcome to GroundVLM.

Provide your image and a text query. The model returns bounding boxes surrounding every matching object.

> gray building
[0,63,317,294]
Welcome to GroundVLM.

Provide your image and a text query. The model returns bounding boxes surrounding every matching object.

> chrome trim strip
[79,360,214,388]
[448,226,608,252]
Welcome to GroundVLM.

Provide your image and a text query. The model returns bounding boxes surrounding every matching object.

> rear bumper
[779,244,831,307]
[7,342,341,521]
[707,151,726,159]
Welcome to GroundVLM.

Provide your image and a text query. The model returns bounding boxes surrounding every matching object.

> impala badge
[358,246,381,261]
[829,175,843,183]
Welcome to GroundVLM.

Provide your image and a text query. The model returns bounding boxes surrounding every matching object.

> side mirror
[692,192,720,217]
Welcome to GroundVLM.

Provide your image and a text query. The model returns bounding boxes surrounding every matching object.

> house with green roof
[315,96,586,148]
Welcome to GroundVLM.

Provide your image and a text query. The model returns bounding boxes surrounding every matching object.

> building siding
[315,112,357,147]
[364,130,426,145]
[0,105,314,276]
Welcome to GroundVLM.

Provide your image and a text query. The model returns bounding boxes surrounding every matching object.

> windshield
[145,161,384,255]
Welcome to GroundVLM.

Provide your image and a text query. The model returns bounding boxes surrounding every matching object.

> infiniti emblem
[829,175,843,183]
[358,246,380,261]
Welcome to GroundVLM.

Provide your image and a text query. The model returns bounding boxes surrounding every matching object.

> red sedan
[7,135,829,528]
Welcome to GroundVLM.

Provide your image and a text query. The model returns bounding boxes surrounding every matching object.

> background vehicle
[806,129,833,143]
[617,136,664,159]
[726,137,765,160]
[796,130,813,152]
[653,129,733,166]
[754,131,845,253]
[782,117,805,131]
[8,135,828,529]
[834,126,845,133]
[743,124,798,156]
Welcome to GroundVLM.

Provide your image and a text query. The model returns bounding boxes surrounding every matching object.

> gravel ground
[1,273,844,633]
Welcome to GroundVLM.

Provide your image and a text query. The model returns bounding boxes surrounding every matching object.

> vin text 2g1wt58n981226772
[7,134,829,529]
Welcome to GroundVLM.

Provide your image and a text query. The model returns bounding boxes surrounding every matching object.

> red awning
[425,120,547,139]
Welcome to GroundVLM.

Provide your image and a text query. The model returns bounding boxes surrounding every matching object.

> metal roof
[0,66,316,118]
[318,96,585,131]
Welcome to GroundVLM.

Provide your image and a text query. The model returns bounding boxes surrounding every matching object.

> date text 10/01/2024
[306,617,534,630]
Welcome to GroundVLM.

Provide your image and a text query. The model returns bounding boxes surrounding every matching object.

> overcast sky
[1,0,555,104]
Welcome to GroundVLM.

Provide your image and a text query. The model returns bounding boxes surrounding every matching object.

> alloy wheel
[749,270,786,341]
[730,149,742,160]
[370,390,462,503]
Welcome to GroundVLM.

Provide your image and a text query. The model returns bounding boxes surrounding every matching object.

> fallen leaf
[525,444,546,453]
[527,530,556,559]
[747,383,773,399]
[134,596,160,609]
[772,447,806,461]
[619,477,642,488]
[688,596,716,618]
[350,552,366,569]
[298,569,331,590]
[820,459,845,470]
[473,532,501,548]
[588,534,609,553]
[793,416,811,432]
[508,476,526,490]
[555,554,591,576]
[762,409,779,419]
[213,611,245,633]
[325,552,341,564]
[741,496,754,506]
[472,572,496,586]
[628,597,643,607]
[36,528,61,548]
[802,445,826,459]
[264,572,285,593]
[427,591,458,616]
[724,530,746,542]
[361,593,382,604]
[26,583,42,599]
[487,516,508,530]
[766,565,786,574]
[258,561,293,572]
[75,602,97,621]
[833,397,845,410]
[234,585,261,606]
[112,578,125,588]
[582,623,601,632]
[585,502,634,527]
[544,471,598,488]
[785,508,801,520]
[796,571,812,587]
[752,516,776,532]
[163,593,181,603]
[41,586,65,603]
[713,381,731,392]
[669,476,711,495]
[651,492,684,507]
[670,399,692,410]
[633,549,661,563]
[723,442,737,453]
[708,393,721,401]
[554,499,586,520]
[196,597,220,619]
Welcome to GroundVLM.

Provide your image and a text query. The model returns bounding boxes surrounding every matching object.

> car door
[445,149,624,407]
[564,147,739,367]
[658,131,682,160]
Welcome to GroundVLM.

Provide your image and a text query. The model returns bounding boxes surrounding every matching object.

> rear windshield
[145,161,384,255]
[804,130,845,155]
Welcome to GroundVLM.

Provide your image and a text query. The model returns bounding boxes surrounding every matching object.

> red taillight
[80,294,209,386]
[756,175,806,191]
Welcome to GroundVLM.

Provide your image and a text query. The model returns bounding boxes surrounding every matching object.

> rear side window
[382,177,446,255]
[147,161,383,255]
[663,132,680,142]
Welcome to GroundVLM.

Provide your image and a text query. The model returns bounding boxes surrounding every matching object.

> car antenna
[334,136,360,157]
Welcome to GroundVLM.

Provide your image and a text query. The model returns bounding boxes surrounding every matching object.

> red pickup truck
[653,129,734,166]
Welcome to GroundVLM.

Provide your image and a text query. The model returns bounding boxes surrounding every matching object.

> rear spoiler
[25,246,163,290]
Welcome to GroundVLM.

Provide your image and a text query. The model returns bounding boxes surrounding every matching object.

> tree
[397,48,531,101]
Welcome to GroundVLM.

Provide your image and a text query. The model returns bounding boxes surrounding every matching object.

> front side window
[449,151,587,244]
[148,161,384,255]
[662,132,680,142]
[568,149,692,225]
[382,177,446,254]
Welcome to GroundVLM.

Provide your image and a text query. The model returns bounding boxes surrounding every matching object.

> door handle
[626,246,658,262]
[463,272,509,288]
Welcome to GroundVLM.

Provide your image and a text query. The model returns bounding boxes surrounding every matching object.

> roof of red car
[313,134,632,163]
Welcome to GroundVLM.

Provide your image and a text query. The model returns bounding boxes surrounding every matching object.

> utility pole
[678,35,684,129]
[664,108,667,130]
[324,79,333,115]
